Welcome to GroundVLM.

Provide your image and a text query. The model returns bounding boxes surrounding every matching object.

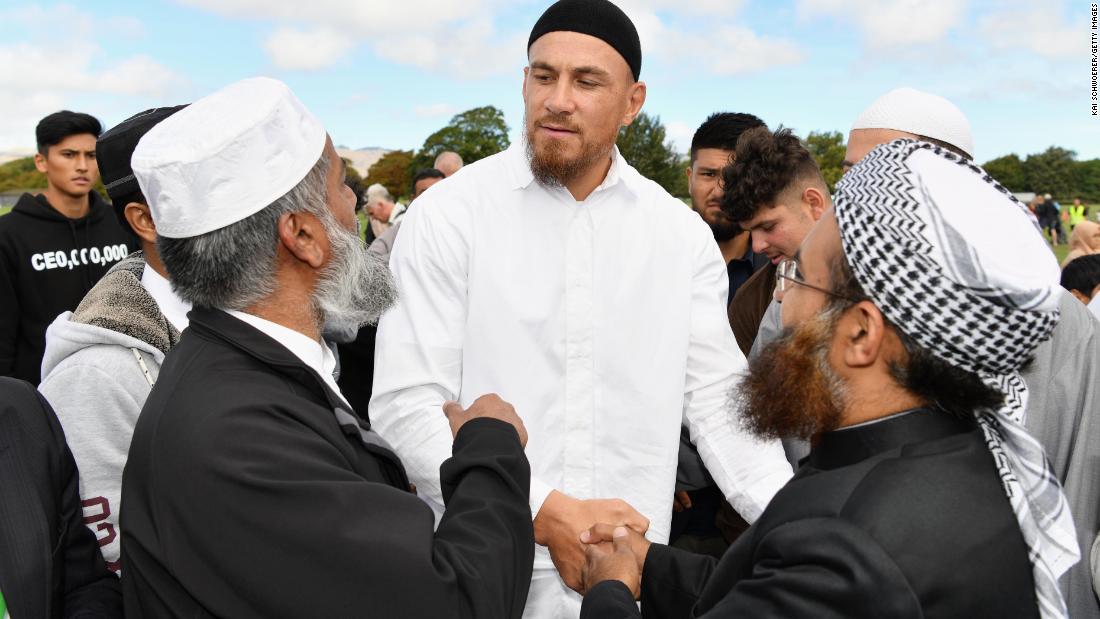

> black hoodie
[0,192,134,383]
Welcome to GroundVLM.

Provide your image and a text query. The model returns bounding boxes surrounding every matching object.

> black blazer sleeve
[0,379,121,619]
[580,544,718,619]
[639,544,717,619]
[152,408,532,619]
[581,580,641,619]
[693,518,922,618]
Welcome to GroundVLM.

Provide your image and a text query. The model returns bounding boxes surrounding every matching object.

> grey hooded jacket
[38,252,181,573]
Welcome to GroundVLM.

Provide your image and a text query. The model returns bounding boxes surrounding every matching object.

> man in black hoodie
[0,111,133,383]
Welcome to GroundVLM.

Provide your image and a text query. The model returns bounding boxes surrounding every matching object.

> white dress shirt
[225,310,344,402]
[140,264,191,332]
[370,143,792,615]
[1089,294,1100,320]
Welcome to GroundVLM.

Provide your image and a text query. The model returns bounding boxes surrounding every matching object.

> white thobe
[370,143,792,618]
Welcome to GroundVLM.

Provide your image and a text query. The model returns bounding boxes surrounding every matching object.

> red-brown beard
[525,112,615,188]
[733,311,848,441]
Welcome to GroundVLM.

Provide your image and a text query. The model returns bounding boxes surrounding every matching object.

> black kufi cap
[97,105,187,204]
[528,0,641,81]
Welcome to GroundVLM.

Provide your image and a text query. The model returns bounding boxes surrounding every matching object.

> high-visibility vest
[1070,204,1086,226]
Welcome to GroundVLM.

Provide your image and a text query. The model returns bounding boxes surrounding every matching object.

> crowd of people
[1,0,1099,618]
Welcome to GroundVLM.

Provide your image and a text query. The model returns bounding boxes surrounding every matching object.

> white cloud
[621,7,805,75]
[413,103,458,119]
[264,27,356,71]
[618,0,746,16]
[180,0,794,78]
[0,5,183,150]
[665,120,694,154]
[179,0,513,75]
[797,0,966,48]
[978,8,1083,59]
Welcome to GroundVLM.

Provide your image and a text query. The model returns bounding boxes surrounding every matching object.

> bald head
[434,151,464,177]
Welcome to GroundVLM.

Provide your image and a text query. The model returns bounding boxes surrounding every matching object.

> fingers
[675,490,692,510]
[624,511,650,534]
[613,526,634,553]
[580,523,620,545]
[442,400,464,418]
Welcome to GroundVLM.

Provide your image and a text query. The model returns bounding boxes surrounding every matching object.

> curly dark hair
[720,126,823,224]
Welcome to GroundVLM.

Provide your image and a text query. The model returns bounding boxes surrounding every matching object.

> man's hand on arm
[580,524,651,598]
[533,490,650,593]
[443,394,528,447]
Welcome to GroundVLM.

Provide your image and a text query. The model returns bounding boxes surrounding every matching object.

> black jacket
[0,193,133,383]
[582,409,1040,619]
[0,377,122,619]
[121,308,535,618]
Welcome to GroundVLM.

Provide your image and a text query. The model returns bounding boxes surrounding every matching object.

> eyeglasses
[775,258,860,302]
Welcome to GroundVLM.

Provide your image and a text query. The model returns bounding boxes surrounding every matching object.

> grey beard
[314,215,398,336]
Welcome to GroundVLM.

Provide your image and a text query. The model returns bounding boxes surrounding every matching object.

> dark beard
[525,112,614,188]
[711,218,743,243]
[733,311,847,440]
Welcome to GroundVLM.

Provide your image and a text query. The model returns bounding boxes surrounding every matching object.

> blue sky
[0,0,1095,163]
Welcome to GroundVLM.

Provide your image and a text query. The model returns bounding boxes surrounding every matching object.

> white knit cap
[132,76,326,239]
[851,87,973,159]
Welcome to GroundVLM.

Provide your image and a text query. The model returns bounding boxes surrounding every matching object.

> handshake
[443,394,652,597]
[535,490,651,596]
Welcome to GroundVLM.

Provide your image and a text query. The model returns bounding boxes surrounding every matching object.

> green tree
[616,112,688,198]
[1023,146,1076,199]
[412,106,510,172]
[0,157,47,193]
[1072,159,1100,203]
[365,150,414,200]
[804,131,846,193]
[341,157,366,196]
[982,154,1026,192]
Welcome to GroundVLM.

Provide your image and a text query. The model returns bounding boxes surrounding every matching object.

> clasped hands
[534,490,652,597]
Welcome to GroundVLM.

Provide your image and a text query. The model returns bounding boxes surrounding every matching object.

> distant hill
[0,149,34,166]
[336,147,390,177]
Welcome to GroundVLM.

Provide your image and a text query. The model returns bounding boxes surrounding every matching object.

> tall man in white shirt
[370,1,793,616]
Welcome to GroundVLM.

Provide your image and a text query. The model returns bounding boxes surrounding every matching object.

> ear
[684,163,693,185]
[34,152,47,173]
[123,202,157,244]
[838,301,887,369]
[621,81,647,127]
[277,211,327,269]
[522,66,529,102]
[803,186,828,221]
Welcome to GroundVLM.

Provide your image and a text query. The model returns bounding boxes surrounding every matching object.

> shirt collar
[507,140,626,196]
[141,263,192,333]
[804,408,974,471]
[223,309,342,400]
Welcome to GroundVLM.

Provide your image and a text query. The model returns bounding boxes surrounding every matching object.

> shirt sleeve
[680,229,792,523]
[32,385,123,616]
[369,201,554,519]
[40,354,146,573]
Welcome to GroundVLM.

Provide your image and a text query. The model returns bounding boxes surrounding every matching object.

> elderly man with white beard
[120,77,536,619]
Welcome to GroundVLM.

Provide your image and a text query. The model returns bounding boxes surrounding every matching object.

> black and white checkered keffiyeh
[834,139,1079,619]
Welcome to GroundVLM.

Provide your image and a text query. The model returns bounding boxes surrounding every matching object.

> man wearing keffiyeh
[577,139,1077,619]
